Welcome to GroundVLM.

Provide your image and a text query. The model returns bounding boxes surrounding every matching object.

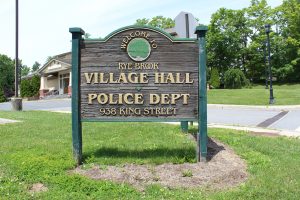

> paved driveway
[0,99,71,112]
[0,99,299,134]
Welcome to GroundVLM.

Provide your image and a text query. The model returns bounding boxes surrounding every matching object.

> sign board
[80,27,198,121]
[70,25,208,165]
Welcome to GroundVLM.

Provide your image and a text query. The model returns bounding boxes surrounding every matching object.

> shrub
[209,68,220,88]
[20,75,40,97]
[0,89,6,103]
[31,75,40,96]
[224,68,249,89]
[20,79,31,97]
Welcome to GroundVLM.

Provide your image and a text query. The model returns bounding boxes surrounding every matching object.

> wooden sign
[80,27,198,121]
[70,25,208,165]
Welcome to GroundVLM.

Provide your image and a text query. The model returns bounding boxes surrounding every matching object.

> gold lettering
[140,73,149,83]
[175,73,184,83]
[155,73,164,83]
[118,94,123,104]
[161,108,167,115]
[171,94,181,104]
[144,108,149,115]
[161,94,170,104]
[119,62,125,69]
[128,73,138,83]
[185,73,194,83]
[94,73,99,83]
[118,73,128,83]
[120,43,127,49]
[124,93,134,104]
[135,31,141,36]
[109,73,118,83]
[108,94,118,104]
[99,73,108,83]
[146,33,150,39]
[119,107,126,115]
[125,35,131,41]
[84,73,93,84]
[166,108,172,115]
[88,93,97,104]
[140,31,147,38]
[150,94,160,104]
[128,63,133,69]
[182,94,190,104]
[130,32,135,38]
[155,108,161,114]
[97,93,108,104]
[122,38,128,44]
[166,73,175,83]
[135,94,144,104]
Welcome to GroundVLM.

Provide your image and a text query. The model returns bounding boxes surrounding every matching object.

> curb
[164,122,300,138]
[207,123,300,137]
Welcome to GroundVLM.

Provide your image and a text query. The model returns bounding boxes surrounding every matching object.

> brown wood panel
[80,28,198,120]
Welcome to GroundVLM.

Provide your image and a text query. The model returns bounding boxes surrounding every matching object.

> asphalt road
[0,99,299,134]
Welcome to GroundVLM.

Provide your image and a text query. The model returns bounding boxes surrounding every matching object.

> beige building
[38,52,72,98]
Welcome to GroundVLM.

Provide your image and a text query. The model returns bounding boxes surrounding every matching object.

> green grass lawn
[0,111,300,199]
[208,83,300,105]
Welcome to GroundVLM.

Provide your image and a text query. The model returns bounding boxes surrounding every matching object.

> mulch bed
[71,137,247,191]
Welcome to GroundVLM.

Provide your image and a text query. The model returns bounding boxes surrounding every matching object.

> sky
[0,0,283,68]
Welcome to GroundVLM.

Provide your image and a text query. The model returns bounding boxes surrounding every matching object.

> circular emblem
[127,38,151,61]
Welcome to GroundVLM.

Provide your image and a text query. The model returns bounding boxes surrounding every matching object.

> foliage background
[20,75,40,98]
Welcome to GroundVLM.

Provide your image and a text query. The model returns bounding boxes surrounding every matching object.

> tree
[20,64,30,77]
[207,8,250,81]
[135,16,175,29]
[0,54,14,99]
[224,69,250,89]
[272,0,300,81]
[46,56,53,63]
[206,0,300,83]
[32,61,40,72]
[31,75,40,95]
[245,0,272,81]
[209,68,221,88]
[0,89,6,103]
[20,75,40,97]
[84,33,91,39]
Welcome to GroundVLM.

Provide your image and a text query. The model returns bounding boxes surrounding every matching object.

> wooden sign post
[70,25,208,165]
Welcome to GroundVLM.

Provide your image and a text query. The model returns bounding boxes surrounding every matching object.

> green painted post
[69,27,85,166]
[181,121,188,133]
[195,25,208,162]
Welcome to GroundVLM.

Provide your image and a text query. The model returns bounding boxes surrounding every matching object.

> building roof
[21,71,39,80]
[37,52,71,74]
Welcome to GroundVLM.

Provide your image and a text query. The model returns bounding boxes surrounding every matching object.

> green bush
[31,75,40,95]
[20,75,40,97]
[209,68,220,88]
[224,68,249,89]
[0,89,6,103]
[20,79,31,97]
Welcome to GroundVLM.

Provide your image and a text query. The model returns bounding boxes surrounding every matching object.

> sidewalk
[208,104,300,111]
[0,118,21,124]
[164,122,300,137]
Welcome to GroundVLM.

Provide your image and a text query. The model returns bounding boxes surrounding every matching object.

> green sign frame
[69,25,208,165]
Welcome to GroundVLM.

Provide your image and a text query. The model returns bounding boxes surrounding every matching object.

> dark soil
[72,138,247,191]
